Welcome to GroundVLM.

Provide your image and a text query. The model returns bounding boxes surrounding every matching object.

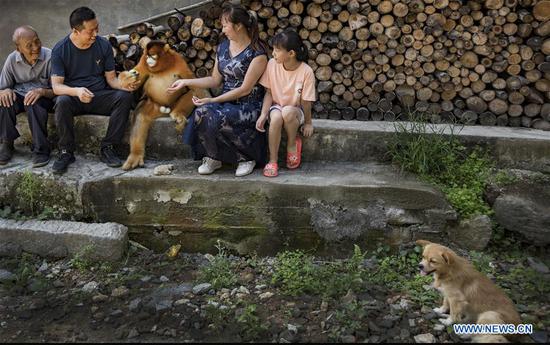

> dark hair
[221,3,267,52]
[272,29,308,62]
[70,7,96,30]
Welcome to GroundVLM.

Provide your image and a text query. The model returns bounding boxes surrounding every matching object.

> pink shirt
[259,58,316,107]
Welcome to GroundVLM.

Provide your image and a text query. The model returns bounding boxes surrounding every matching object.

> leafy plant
[236,303,268,341]
[197,240,238,289]
[70,244,96,271]
[388,112,494,219]
[16,171,42,215]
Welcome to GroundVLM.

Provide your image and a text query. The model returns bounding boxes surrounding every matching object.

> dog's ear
[416,240,431,247]
[441,250,453,265]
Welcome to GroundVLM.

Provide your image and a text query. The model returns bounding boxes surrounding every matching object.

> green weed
[197,240,238,289]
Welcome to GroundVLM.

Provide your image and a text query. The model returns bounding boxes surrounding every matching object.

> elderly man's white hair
[12,25,38,45]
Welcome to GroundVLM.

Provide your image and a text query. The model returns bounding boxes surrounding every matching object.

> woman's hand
[256,114,268,132]
[192,96,214,106]
[301,123,314,137]
[167,79,189,94]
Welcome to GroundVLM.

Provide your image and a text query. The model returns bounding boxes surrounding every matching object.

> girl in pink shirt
[256,29,316,177]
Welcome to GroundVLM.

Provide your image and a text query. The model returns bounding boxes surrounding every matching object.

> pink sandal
[286,136,302,169]
[263,162,279,177]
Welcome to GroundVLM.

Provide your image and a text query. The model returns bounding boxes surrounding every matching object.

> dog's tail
[473,311,509,343]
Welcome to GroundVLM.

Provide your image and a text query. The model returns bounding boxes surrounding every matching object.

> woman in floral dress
[168,3,268,177]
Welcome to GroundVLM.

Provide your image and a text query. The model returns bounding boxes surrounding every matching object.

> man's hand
[301,123,314,137]
[76,88,94,103]
[0,89,16,107]
[23,88,45,106]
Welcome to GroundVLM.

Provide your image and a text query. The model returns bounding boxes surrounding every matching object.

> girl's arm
[256,88,273,132]
[301,100,314,137]
[193,55,268,105]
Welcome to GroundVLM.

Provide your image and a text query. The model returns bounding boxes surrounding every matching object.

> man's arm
[105,70,138,91]
[0,57,17,107]
[51,76,93,103]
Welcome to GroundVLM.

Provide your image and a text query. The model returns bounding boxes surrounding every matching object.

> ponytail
[221,3,268,53]
[272,29,309,62]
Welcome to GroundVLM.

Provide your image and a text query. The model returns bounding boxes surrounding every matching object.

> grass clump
[196,241,238,290]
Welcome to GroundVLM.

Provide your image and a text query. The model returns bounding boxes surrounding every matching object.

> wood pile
[107,0,550,129]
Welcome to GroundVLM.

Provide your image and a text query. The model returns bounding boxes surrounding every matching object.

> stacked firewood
[107,0,550,129]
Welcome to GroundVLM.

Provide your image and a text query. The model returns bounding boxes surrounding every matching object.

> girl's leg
[268,109,283,163]
[281,106,301,152]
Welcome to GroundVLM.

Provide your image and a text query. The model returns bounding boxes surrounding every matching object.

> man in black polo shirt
[51,7,138,174]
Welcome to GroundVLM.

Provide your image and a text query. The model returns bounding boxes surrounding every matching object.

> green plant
[365,246,439,304]
[271,250,321,296]
[388,112,494,219]
[328,301,367,341]
[236,303,268,341]
[197,240,238,289]
[70,244,96,271]
[388,111,463,176]
[16,171,43,216]
[493,170,519,186]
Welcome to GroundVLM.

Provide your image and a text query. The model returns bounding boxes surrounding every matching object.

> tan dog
[118,41,209,170]
[416,240,522,343]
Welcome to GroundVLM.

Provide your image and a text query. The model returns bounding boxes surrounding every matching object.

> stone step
[15,114,550,172]
[1,153,456,256]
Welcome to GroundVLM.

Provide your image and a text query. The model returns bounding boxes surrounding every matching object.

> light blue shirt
[0,47,51,96]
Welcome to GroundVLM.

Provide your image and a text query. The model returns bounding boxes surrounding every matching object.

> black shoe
[100,145,122,168]
[52,150,75,175]
[32,153,50,168]
[0,140,14,165]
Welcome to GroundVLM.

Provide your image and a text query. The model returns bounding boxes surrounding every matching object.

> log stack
[107,0,550,130]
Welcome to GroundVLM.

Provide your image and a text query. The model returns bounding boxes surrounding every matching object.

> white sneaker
[235,160,256,177]
[198,157,222,175]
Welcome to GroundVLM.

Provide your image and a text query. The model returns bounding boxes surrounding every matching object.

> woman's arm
[168,58,223,93]
[195,55,268,105]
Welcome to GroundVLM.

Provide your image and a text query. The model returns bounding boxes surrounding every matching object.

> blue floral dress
[184,39,267,166]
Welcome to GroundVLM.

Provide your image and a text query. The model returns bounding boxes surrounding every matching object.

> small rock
[38,261,49,272]
[82,281,99,294]
[110,309,123,317]
[111,286,129,298]
[341,289,357,304]
[129,298,142,312]
[127,328,139,339]
[320,301,328,312]
[204,254,215,262]
[531,331,548,344]
[237,286,250,294]
[434,324,445,332]
[399,299,410,310]
[421,306,432,314]
[53,280,65,288]
[140,276,152,282]
[341,335,356,342]
[414,333,436,343]
[239,272,255,283]
[155,300,173,312]
[424,312,437,320]
[527,257,549,274]
[255,284,267,290]
[92,294,109,303]
[192,283,212,295]
[287,324,298,334]
[409,319,416,327]
[259,292,274,300]
[159,276,170,283]
[91,306,99,313]
[153,164,174,176]
[174,298,189,306]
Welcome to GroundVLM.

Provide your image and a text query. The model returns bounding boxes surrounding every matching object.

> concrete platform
[15,115,550,173]
[1,153,456,256]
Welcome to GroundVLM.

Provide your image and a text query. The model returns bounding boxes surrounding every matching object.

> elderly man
[0,26,55,167]
[51,7,137,175]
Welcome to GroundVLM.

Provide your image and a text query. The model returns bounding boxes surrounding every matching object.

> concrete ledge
[0,218,128,261]
[15,114,550,172]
